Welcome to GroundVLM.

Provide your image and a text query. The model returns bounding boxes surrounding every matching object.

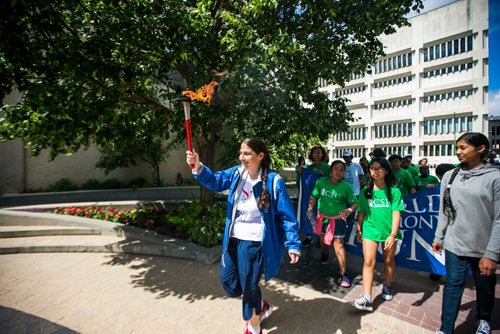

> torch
[178,80,219,169]
[176,96,194,169]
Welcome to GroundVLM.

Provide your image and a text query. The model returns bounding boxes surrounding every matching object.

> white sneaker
[351,297,373,311]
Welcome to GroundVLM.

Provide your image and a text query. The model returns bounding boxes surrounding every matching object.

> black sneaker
[301,237,312,248]
[475,320,492,334]
[320,251,329,264]
[351,297,373,311]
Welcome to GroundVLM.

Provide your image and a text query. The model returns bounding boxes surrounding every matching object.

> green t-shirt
[306,162,331,177]
[393,168,416,197]
[312,177,357,217]
[414,174,439,191]
[406,165,419,178]
[358,186,405,242]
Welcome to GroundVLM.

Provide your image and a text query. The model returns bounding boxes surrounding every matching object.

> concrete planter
[0,186,201,208]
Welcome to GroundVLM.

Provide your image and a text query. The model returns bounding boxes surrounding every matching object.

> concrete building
[323,0,489,166]
[488,115,500,153]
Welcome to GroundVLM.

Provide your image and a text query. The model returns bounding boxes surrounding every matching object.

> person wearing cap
[401,156,419,178]
[388,154,416,196]
[342,150,364,197]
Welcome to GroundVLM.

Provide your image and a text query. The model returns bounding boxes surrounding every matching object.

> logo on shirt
[320,188,340,198]
[368,198,390,208]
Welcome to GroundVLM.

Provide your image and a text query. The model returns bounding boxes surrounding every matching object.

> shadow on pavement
[101,249,366,333]
[0,305,78,334]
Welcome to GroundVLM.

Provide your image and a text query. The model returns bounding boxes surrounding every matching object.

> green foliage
[164,201,225,247]
[82,179,101,190]
[51,201,226,247]
[0,0,423,199]
[48,178,78,192]
[128,177,148,189]
[99,178,121,189]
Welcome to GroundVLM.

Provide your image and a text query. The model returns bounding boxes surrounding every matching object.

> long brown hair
[242,138,272,210]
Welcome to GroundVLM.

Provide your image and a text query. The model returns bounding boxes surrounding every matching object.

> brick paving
[343,259,500,333]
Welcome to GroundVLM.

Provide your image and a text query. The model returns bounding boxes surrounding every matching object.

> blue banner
[297,168,322,235]
[344,188,445,275]
[298,175,446,275]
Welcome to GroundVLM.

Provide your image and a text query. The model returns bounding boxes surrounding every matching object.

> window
[424,48,428,62]
[408,53,412,66]
[435,45,440,59]
[398,55,402,68]
[378,61,382,74]
[454,39,459,54]
[448,41,453,55]
[460,37,466,53]
[388,58,392,71]
[467,35,473,51]
[424,121,429,134]
[393,57,397,70]
[467,117,473,131]
[441,43,446,57]
[384,59,388,72]
[436,119,441,134]
[430,46,434,61]
[403,54,407,67]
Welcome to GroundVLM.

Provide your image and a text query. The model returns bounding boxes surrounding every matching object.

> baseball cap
[342,150,353,157]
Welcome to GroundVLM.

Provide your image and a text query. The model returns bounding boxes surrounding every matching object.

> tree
[0,0,422,202]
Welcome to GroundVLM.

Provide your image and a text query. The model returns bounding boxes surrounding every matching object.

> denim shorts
[321,218,347,238]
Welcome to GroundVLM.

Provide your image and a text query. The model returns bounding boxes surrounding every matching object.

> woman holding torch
[186,138,301,334]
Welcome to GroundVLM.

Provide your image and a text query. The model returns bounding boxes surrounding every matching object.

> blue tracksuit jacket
[194,164,301,281]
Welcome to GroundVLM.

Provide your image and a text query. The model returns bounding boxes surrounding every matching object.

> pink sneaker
[259,299,273,322]
[244,321,262,334]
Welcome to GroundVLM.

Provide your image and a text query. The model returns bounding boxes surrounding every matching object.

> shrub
[51,201,226,247]
[164,201,225,247]
[48,178,78,192]
[129,177,147,189]
[99,178,121,189]
[82,179,101,190]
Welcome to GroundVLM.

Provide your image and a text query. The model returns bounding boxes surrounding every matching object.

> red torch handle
[185,119,195,169]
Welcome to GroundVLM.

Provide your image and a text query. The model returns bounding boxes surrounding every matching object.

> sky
[409,0,499,116]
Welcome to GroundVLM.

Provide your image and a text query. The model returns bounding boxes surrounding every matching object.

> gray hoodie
[434,164,499,262]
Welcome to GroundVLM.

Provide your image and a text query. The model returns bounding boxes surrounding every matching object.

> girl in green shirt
[351,157,405,312]
[307,160,357,287]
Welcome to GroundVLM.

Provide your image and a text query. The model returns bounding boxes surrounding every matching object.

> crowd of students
[295,133,498,334]
[186,132,498,334]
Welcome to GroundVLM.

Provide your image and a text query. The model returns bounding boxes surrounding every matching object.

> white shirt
[344,162,364,196]
[231,178,264,241]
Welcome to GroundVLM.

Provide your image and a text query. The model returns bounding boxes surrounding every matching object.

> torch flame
[182,81,219,106]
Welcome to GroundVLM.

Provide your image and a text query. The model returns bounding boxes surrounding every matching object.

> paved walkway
[1,252,432,334]
[0,204,498,334]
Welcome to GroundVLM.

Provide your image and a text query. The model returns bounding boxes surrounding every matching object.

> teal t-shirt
[312,177,357,217]
[358,186,405,242]
[414,174,439,191]
[393,168,416,196]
